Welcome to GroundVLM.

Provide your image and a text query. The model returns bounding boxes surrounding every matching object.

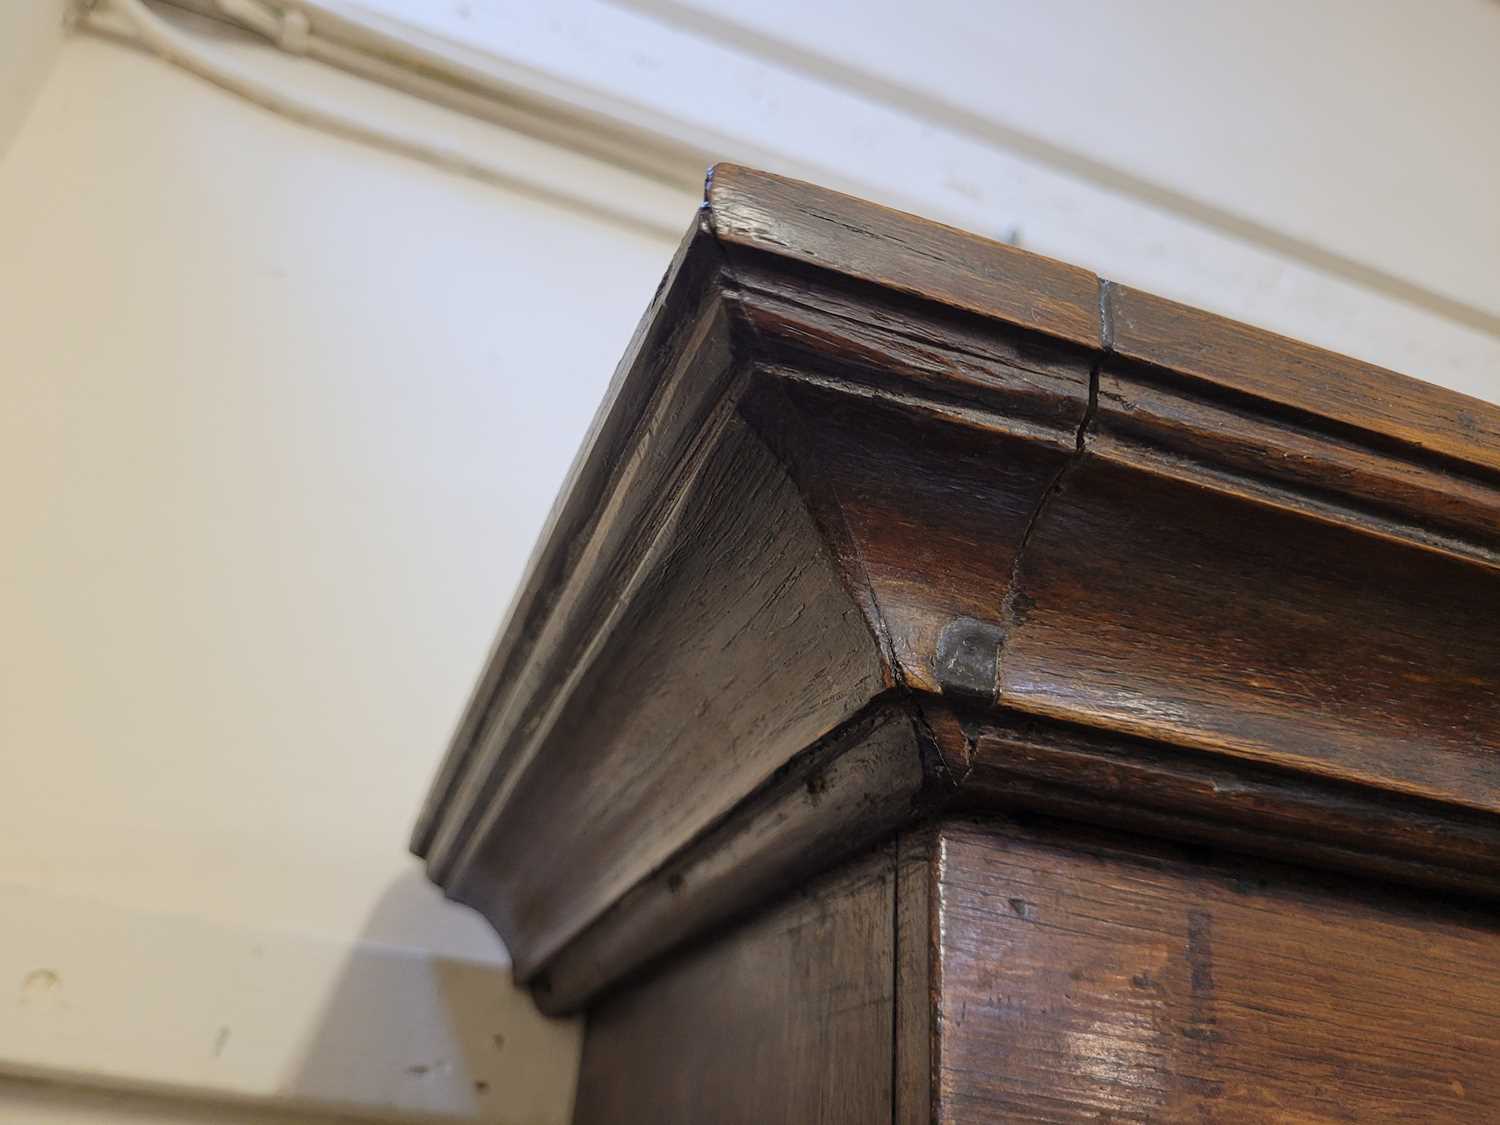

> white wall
[363,0,1500,401]
[2,1,1498,1122]
[0,16,690,1124]
[0,0,68,158]
[622,0,1500,328]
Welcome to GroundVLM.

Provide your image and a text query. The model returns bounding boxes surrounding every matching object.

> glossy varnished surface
[998,452,1500,810]
[925,819,1500,1123]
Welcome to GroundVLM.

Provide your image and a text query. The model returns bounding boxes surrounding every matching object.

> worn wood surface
[1107,282,1500,479]
[925,817,1500,1123]
[537,703,925,1014]
[993,447,1500,811]
[708,163,1102,348]
[1091,363,1500,558]
[726,246,1092,697]
[932,700,1500,898]
[572,847,898,1125]
[894,830,937,1125]
[571,814,1500,1122]
[449,413,889,980]
[415,164,1500,1016]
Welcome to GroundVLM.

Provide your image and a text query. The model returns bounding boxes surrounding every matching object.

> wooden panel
[708,163,1102,348]
[929,818,1500,1123]
[573,848,898,1125]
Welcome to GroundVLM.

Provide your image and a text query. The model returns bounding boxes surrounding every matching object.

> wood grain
[926,817,1500,1123]
[724,248,1092,437]
[1107,282,1500,480]
[570,814,1500,1121]
[765,372,1079,698]
[416,164,1500,1020]
[708,163,1102,349]
[1093,364,1500,561]
[997,449,1500,813]
[895,829,937,1125]
[573,847,898,1125]
[934,701,1500,899]
[536,703,925,1014]
[448,415,889,979]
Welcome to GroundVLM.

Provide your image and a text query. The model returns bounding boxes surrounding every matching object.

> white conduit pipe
[214,0,723,189]
[86,0,688,239]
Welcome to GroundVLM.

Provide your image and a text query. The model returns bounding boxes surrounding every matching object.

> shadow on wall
[0,869,580,1125]
[285,869,582,1124]
[0,0,68,163]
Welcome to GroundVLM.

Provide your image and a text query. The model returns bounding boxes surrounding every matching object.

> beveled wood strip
[1107,281,1500,479]
[724,252,1092,437]
[921,701,1500,899]
[1095,365,1500,563]
[707,163,1102,349]
[424,285,747,885]
[410,220,723,859]
[895,828,938,1125]
[536,702,926,1015]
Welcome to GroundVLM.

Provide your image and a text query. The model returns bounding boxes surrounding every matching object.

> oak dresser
[416,166,1500,1123]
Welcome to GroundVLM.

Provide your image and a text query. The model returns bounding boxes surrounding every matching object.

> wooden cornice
[414,165,1500,1014]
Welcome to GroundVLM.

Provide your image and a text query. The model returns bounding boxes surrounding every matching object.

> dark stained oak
[411,165,1500,1120]
[571,816,1500,1124]
[995,452,1500,810]
[572,847,898,1125]
[539,702,925,1012]
[709,163,1102,349]
[921,818,1500,1123]
[936,701,1500,899]
[1106,282,1500,480]
[894,831,937,1125]
[451,415,886,979]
